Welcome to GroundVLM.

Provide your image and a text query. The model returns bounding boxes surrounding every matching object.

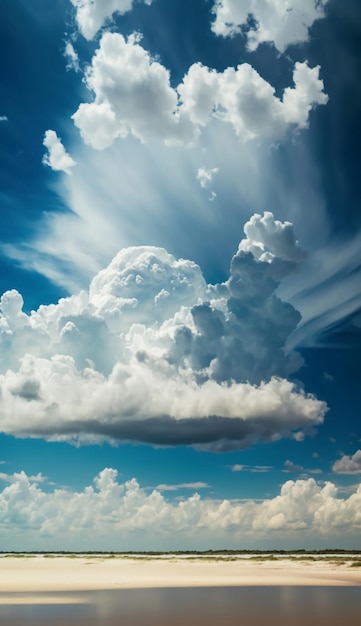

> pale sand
[0,556,360,603]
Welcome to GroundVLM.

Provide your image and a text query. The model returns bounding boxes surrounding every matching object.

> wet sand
[0,558,360,626]
[1,586,361,626]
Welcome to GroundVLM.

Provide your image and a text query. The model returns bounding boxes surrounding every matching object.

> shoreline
[0,556,360,602]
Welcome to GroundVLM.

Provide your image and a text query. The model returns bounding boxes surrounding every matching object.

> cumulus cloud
[211,0,330,53]
[178,60,328,141]
[333,450,361,475]
[0,115,8,122]
[64,41,80,72]
[0,214,327,450]
[283,460,321,475]
[284,459,304,473]
[0,471,46,484]
[238,211,306,275]
[42,130,76,174]
[72,33,194,148]
[72,32,328,149]
[70,0,153,40]
[0,469,360,549]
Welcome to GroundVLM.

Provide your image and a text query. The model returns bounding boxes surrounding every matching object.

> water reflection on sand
[1,586,360,625]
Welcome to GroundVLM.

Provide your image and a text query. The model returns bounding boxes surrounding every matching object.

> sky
[0,0,360,552]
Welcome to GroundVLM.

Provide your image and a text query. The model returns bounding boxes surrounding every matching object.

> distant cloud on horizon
[0,468,359,551]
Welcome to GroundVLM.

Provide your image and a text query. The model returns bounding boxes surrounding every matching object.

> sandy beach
[0,556,360,600]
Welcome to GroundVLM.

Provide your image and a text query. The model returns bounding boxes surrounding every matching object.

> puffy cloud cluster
[0,469,360,549]
[70,0,153,40]
[0,213,327,449]
[72,33,194,148]
[42,130,76,175]
[333,450,361,475]
[211,0,330,53]
[72,32,328,149]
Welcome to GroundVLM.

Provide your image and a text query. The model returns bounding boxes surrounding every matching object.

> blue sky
[0,0,360,551]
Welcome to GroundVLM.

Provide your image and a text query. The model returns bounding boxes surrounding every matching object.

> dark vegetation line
[1,549,361,555]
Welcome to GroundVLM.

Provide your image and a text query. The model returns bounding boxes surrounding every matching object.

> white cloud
[0,471,46,484]
[197,166,219,201]
[70,0,153,40]
[64,41,80,72]
[0,470,360,550]
[72,32,328,149]
[211,0,330,53]
[155,482,209,492]
[238,211,306,271]
[0,115,8,122]
[0,216,327,450]
[178,60,327,141]
[72,33,194,148]
[333,450,361,475]
[42,130,77,174]
[197,166,219,188]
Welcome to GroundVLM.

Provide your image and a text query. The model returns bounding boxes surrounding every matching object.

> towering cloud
[0,213,327,449]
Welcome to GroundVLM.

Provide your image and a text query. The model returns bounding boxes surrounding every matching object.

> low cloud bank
[0,469,360,550]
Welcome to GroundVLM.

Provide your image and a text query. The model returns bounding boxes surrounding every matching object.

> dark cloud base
[14,414,320,452]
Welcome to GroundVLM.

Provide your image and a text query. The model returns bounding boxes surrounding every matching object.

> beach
[0,555,360,597]
[1,556,361,626]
